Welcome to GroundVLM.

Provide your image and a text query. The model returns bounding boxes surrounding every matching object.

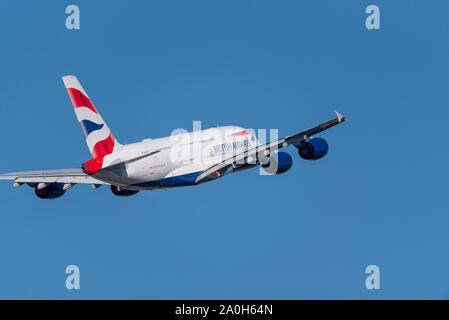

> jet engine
[297,137,329,160]
[111,185,139,197]
[262,151,293,175]
[34,183,66,199]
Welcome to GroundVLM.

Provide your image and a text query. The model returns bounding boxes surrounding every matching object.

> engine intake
[34,183,66,199]
[298,137,328,160]
[111,185,139,197]
[262,151,293,175]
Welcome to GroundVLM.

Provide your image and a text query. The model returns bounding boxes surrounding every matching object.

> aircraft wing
[195,111,345,183]
[0,168,107,186]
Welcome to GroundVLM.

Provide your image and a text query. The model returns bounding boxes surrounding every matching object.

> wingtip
[334,110,345,123]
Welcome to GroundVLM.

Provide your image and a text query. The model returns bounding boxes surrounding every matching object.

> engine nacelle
[34,183,66,199]
[297,137,329,160]
[262,151,293,175]
[111,185,139,197]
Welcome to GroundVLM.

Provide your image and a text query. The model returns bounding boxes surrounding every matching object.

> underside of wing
[195,111,345,183]
[285,111,345,147]
[0,168,108,199]
[0,168,107,185]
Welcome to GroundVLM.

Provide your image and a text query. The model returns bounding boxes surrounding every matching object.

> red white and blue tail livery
[0,76,345,199]
[63,75,122,158]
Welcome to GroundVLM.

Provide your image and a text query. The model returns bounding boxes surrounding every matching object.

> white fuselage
[93,126,260,190]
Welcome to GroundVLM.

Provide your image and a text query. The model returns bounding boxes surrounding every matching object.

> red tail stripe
[92,133,115,158]
[66,88,98,113]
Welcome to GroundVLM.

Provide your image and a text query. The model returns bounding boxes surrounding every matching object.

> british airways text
[213,139,250,153]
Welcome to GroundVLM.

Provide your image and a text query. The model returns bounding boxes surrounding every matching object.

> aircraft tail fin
[62,75,122,159]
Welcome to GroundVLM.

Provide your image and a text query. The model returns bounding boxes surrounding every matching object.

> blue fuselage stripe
[132,171,203,188]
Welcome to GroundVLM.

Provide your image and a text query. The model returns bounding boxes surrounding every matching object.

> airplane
[0,76,345,199]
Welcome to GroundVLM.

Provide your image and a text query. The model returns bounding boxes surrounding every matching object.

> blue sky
[0,0,448,299]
